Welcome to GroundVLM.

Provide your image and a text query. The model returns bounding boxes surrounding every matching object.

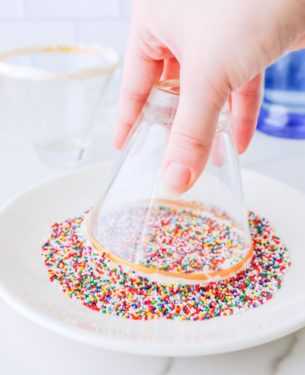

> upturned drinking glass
[86,79,252,285]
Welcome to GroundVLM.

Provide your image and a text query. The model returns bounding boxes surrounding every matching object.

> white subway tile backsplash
[0,0,24,19]
[25,0,120,20]
[78,20,129,55]
[0,22,76,50]
[0,0,132,54]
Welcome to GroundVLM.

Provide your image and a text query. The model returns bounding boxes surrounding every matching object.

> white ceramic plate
[0,163,305,357]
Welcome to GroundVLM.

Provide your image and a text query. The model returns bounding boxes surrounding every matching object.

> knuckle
[122,86,149,104]
[170,129,210,154]
[116,117,134,134]
[120,121,134,132]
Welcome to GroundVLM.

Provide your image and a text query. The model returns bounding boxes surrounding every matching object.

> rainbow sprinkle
[41,211,290,320]
[93,202,250,274]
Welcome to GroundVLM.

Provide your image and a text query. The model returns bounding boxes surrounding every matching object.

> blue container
[257,49,305,139]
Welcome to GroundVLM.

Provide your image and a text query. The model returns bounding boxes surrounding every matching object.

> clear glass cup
[85,79,252,285]
[0,44,119,167]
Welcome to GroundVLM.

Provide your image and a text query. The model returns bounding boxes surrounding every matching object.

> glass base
[257,105,305,139]
[34,140,88,168]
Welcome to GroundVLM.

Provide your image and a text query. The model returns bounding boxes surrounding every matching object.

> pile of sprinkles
[41,210,291,320]
[92,201,250,274]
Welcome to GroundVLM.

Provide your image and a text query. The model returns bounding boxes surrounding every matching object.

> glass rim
[156,79,180,96]
[0,44,119,81]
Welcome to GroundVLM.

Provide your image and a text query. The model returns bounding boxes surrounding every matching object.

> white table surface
[1,115,305,374]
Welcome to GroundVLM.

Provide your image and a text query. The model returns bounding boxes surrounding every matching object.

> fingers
[164,65,227,193]
[289,33,305,51]
[231,73,264,154]
[113,30,163,149]
[161,57,180,80]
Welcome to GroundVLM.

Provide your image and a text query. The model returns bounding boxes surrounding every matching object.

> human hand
[114,0,305,192]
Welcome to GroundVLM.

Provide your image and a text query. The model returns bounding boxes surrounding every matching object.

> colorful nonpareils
[41,209,291,320]
[90,201,251,277]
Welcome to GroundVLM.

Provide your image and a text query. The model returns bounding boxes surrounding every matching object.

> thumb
[164,65,228,193]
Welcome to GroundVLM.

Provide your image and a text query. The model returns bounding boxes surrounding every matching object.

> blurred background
[0,0,304,195]
[0,0,131,182]
[0,0,130,53]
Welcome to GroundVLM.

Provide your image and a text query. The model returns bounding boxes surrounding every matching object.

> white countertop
[1,116,305,375]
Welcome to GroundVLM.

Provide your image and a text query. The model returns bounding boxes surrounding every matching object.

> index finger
[113,30,163,149]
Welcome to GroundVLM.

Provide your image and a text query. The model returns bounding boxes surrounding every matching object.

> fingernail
[165,162,191,193]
